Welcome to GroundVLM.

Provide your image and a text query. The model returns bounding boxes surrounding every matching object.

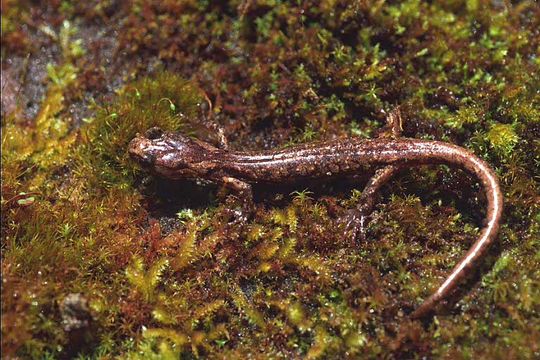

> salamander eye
[145,127,164,140]
[140,152,156,166]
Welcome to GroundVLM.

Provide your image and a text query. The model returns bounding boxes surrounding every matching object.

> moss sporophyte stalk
[2,0,540,358]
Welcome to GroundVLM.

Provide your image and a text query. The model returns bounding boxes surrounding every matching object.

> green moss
[1,1,31,56]
[444,106,481,130]
[1,71,205,357]
[486,123,519,158]
[126,256,169,303]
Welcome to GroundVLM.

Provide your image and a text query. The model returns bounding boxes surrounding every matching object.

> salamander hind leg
[343,165,401,241]
[196,91,230,150]
[379,106,403,139]
[219,176,254,224]
[343,107,404,241]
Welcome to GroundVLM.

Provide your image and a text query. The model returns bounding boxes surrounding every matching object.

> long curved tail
[385,140,504,319]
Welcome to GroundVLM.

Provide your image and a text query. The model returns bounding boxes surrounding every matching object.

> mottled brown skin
[128,126,503,320]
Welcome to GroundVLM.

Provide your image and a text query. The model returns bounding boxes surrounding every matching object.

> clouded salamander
[128,113,503,319]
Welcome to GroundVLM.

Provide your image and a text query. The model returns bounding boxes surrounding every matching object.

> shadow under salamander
[137,165,504,324]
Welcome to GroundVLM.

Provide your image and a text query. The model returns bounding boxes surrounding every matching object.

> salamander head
[128,127,217,179]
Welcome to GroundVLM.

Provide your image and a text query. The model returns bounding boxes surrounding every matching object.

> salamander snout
[128,136,157,167]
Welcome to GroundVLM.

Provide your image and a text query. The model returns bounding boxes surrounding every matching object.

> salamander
[128,113,503,319]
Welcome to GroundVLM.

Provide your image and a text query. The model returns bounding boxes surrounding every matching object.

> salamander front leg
[219,176,254,224]
[197,92,230,150]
